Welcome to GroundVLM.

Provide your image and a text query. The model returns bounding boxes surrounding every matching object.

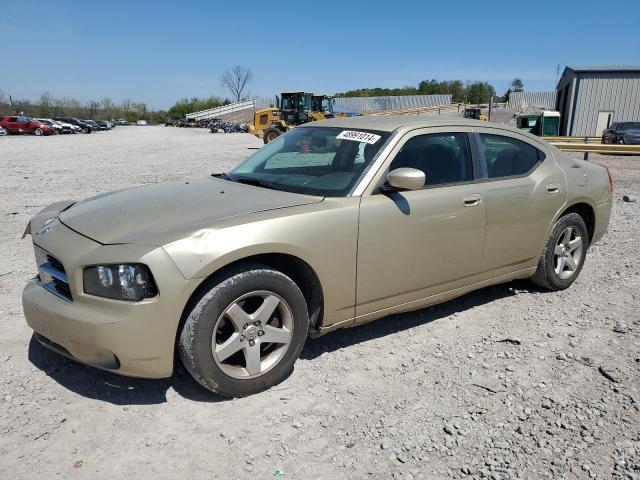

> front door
[596,111,613,137]
[356,129,486,319]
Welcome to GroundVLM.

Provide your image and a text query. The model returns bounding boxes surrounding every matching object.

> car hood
[59,177,322,245]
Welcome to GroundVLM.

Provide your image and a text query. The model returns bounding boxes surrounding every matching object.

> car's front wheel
[531,213,588,290]
[263,128,281,144]
[34,128,44,136]
[179,265,309,397]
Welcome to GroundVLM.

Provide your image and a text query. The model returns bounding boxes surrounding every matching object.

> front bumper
[22,220,195,378]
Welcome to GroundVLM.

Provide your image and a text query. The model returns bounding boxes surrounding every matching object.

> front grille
[46,254,64,272]
[35,246,73,302]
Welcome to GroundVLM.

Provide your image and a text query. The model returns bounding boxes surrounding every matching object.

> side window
[389,133,473,187]
[8,117,18,122]
[479,134,543,179]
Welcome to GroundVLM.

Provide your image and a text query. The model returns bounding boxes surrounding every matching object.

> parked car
[53,119,81,134]
[53,117,93,133]
[601,121,640,144]
[36,118,65,135]
[21,117,613,397]
[0,116,54,135]
[137,120,147,126]
[94,120,111,130]
[115,119,129,125]
[82,120,103,131]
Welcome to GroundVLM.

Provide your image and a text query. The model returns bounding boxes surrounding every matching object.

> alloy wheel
[554,226,583,279]
[212,290,293,379]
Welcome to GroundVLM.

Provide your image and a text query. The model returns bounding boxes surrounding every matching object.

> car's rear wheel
[179,265,309,397]
[0,126,8,136]
[34,128,44,136]
[531,213,588,290]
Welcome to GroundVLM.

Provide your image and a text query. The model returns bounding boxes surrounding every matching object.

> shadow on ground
[28,335,226,405]
[28,280,539,405]
[301,280,537,360]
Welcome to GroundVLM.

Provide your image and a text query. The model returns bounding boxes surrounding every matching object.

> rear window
[479,134,544,179]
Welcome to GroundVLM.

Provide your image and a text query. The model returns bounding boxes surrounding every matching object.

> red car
[0,116,54,136]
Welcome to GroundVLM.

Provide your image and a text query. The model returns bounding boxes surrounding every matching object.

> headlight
[83,264,157,301]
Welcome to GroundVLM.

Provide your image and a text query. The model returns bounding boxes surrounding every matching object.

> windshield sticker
[336,130,381,144]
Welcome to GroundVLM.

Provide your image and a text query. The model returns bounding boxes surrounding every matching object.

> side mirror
[386,168,425,191]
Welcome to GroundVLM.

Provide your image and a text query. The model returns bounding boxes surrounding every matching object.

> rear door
[356,128,486,318]
[474,129,566,280]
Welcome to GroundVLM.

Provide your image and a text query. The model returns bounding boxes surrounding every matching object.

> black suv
[602,122,640,145]
[53,117,93,133]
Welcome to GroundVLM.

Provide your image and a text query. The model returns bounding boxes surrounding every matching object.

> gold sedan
[22,117,613,396]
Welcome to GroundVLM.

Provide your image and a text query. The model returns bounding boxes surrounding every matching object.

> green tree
[465,82,496,104]
[510,78,524,92]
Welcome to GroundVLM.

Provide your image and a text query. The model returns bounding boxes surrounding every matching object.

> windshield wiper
[211,172,231,180]
[231,177,282,191]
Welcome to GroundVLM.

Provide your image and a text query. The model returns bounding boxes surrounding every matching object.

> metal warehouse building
[556,66,640,136]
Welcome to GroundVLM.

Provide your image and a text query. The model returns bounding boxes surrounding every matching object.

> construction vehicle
[312,94,335,118]
[250,91,335,143]
[463,107,488,122]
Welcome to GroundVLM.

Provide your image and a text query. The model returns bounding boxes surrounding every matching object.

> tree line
[336,78,524,104]
[0,89,166,123]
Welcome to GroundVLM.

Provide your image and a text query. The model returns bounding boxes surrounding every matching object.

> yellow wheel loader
[250,92,334,143]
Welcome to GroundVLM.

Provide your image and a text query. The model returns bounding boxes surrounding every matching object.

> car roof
[306,115,516,134]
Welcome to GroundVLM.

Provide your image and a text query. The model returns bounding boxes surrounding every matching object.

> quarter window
[479,134,543,178]
[389,133,473,186]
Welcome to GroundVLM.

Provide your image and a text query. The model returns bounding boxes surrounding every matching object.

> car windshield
[227,126,390,197]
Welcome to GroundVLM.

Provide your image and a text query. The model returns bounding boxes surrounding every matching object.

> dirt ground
[0,126,638,480]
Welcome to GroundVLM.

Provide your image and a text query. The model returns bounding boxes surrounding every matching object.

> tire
[0,126,8,136]
[34,128,43,136]
[83,127,91,134]
[531,213,588,291]
[179,265,309,397]
[263,128,281,144]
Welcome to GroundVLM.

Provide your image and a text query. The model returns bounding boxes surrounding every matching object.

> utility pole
[555,64,560,87]
[488,95,493,121]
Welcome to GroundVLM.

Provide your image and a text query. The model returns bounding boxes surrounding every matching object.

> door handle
[546,183,561,194]
[462,194,482,207]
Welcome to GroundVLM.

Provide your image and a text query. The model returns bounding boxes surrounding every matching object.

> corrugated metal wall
[333,94,452,113]
[506,91,557,110]
[571,73,640,136]
[254,98,276,109]
[252,94,452,113]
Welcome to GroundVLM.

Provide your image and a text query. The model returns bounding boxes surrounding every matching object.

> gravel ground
[0,126,638,480]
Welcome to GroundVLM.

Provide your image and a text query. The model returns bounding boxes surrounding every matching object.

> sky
[2,0,639,110]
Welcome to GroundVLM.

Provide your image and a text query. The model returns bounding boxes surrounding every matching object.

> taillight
[605,166,613,192]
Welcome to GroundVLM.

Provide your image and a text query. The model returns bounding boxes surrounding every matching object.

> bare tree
[101,97,114,118]
[87,101,100,119]
[220,65,253,102]
[39,91,54,117]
